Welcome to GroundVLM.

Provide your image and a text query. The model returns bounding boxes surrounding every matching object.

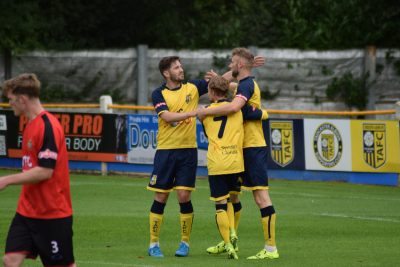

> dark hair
[2,73,41,98]
[158,56,180,78]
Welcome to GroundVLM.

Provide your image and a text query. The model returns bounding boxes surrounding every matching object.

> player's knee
[253,190,271,207]
[230,194,239,203]
[3,253,22,267]
[177,190,191,202]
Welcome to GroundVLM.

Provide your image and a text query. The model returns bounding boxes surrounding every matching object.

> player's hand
[205,69,218,81]
[196,106,206,121]
[187,110,197,118]
[253,56,266,67]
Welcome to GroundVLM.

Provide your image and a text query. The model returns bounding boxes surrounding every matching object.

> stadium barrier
[1,97,399,186]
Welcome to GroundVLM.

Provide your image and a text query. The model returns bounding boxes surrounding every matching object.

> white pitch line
[274,192,400,202]
[317,213,400,223]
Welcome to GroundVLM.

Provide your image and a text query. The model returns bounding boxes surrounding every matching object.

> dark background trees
[1,0,399,52]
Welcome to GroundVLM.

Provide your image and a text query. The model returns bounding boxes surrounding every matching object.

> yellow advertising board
[351,120,400,173]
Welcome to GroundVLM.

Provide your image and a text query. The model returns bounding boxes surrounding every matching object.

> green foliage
[0,1,45,51]
[212,55,230,72]
[383,50,400,77]
[326,72,369,110]
[2,0,400,51]
[102,88,124,103]
[314,95,320,105]
[321,65,334,76]
[40,84,81,103]
[376,63,384,75]
[261,85,280,100]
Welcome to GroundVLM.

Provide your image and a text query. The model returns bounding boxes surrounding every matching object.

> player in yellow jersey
[200,75,268,260]
[147,56,208,258]
[198,48,279,260]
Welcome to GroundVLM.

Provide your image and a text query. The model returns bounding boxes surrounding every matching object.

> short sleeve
[152,87,169,115]
[38,115,58,169]
[235,77,255,103]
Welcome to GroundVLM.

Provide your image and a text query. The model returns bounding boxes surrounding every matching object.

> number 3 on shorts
[51,240,59,253]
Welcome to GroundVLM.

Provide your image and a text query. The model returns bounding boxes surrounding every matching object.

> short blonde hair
[232,47,254,67]
[208,75,230,97]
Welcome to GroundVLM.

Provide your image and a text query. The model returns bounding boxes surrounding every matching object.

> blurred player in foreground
[0,73,76,267]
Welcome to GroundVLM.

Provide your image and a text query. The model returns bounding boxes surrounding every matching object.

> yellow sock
[149,212,163,244]
[227,202,235,234]
[216,210,230,244]
[261,213,276,247]
[180,213,194,243]
[234,209,241,233]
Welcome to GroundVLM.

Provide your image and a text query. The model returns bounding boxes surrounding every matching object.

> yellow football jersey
[152,80,207,149]
[202,101,244,175]
[235,76,266,148]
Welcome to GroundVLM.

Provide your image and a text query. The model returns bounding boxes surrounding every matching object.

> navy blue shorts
[242,147,269,190]
[148,148,197,192]
[5,213,75,266]
[208,173,242,201]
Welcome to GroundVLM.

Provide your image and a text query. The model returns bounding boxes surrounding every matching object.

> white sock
[181,241,189,247]
[149,242,159,248]
[265,245,277,252]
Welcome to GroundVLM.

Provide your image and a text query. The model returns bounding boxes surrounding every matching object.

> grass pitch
[1,170,399,267]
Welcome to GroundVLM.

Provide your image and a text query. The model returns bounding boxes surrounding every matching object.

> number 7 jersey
[202,100,244,175]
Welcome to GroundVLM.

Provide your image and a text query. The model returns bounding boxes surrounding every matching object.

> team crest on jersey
[27,139,33,150]
[313,123,342,168]
[363,123,386,168]
[270,121,294,167]
[185,94,192,104]
[150,174,157,185]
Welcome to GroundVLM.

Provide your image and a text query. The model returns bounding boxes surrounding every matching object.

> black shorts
[242,147,269,190]
[5,213,75,266]
[208,173,242,201]
[148,148,197,192]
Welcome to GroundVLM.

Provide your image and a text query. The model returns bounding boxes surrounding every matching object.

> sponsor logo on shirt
[27,139,33,150]
[38,149,58,160]
[22,155,33,168]
[185,94,192,104]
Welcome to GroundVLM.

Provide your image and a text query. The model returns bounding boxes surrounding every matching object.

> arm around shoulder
[159,110,196,123]
[203,97,246,116]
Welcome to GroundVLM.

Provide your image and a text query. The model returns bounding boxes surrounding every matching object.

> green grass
[1,170,400,267]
